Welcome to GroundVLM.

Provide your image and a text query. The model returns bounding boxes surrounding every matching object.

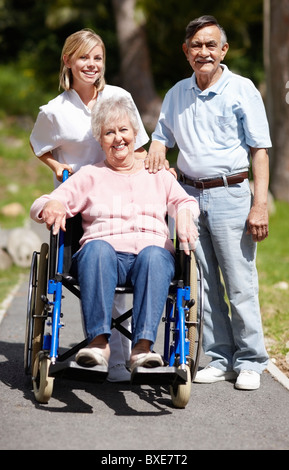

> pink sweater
[30,163,199,255]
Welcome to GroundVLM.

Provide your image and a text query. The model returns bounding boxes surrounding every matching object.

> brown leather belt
[180,171,249,189]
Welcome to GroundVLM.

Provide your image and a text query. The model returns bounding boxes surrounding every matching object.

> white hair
[91,96,139,142]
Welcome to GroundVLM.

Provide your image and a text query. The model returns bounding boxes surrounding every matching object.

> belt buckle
[196,180,206,189]
[196,177,211,189]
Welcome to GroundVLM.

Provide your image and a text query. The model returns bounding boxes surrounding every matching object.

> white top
[152,65,272,179]
[30,85,149,186]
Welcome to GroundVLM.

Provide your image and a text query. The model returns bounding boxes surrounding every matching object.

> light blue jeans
[70,241,175,348]
[182,179,269,373]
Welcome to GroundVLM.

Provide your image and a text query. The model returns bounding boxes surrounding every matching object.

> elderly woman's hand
[176,208,199,255]
[41,200,67,235]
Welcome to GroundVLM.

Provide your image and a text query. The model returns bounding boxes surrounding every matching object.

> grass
[0,118,288,377]
[257,201,289,374]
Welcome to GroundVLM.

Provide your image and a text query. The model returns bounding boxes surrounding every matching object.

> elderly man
[147,15,271,390]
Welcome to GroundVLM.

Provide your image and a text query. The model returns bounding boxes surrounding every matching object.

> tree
[265,0,289,202]
[112,0,162,131]
[0,0,273,140]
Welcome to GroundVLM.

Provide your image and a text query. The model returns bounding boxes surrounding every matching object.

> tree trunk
[266,0,289,202]
[112,0,161,132]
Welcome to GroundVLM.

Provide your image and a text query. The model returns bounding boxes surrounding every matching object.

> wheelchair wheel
[170,365,191,408]
[24,251,37,374]
[187,252,203,381]
[24,243,49,375]
[32,351,54,404]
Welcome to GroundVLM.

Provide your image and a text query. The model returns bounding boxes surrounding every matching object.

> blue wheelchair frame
[25,170,204,407]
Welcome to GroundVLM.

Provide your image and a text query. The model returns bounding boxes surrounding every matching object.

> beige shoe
[75,347,108,368]
[130,352,163,372]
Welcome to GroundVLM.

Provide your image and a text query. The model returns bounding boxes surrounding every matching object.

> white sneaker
[235,370,260,390]
[107,364,130,383]
[194,366,237,383]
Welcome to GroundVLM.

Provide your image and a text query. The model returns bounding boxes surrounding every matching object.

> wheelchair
[24,176,204,409]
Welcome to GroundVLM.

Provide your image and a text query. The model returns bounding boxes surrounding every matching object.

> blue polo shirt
[152,65,272,179]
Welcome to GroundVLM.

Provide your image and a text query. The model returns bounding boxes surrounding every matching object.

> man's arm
[246,147,269,242]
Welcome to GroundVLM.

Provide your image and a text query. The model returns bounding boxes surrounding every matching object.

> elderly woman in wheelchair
[29,96,199,391]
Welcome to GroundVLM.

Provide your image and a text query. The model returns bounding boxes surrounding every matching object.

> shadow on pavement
[0,339,173,416]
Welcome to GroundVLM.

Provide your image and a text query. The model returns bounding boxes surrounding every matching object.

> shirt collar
[69,89,92,114]
[189,64,230,96]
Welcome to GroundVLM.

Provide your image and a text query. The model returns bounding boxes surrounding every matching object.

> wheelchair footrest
[130,366,187,385]
[49,361,108,383]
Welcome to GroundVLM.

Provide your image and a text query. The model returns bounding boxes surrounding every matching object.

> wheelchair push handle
[50,169,69,236]
[62,169,69,182]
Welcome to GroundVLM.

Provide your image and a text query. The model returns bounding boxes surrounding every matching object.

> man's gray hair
[91,96,140,142]
[185,15,227,47]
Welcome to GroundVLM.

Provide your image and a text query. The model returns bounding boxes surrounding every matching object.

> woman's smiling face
[100,114,136,170]
[64,44,104,88]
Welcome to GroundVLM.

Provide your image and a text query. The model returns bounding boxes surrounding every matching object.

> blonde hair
[59,29,106,91]
[91,96,139,142]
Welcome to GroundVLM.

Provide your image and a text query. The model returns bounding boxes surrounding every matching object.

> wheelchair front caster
[170,364,191,408]
[32,352,54,404]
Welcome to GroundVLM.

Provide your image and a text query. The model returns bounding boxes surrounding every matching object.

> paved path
[0,275,288,452]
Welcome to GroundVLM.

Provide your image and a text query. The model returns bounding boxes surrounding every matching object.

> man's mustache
[195,57,215,63]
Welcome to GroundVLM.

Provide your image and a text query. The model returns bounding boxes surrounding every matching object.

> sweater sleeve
[30,166,93,222]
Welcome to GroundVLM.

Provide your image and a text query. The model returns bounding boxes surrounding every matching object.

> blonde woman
[30,28,148,187]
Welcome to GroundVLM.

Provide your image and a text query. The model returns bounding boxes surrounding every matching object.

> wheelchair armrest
[61,273,78,285]
[175,247,191,285]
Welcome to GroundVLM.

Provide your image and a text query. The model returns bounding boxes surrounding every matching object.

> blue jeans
[70,241,175,348]
[182,180,269,373]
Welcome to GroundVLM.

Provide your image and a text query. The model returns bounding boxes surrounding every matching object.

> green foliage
[0,114,52,229]
[0,0,265,112]
[0,64,56,118]
[0,0,119,95]
[139,0,264,91]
